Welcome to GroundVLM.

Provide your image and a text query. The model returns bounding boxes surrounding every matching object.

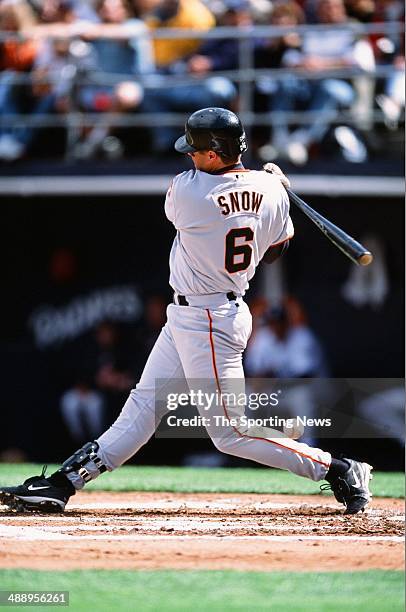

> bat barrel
[286,188,374,267]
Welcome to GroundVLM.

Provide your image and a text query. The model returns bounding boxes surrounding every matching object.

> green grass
[0,464,403,498]
[0,570,403,611]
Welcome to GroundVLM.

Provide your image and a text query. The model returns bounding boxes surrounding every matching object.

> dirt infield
[0,492,404,572]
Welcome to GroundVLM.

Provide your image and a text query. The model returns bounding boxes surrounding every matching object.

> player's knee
[211,432,241,456]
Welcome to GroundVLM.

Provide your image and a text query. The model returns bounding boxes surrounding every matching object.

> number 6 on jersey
[225,227,254,273]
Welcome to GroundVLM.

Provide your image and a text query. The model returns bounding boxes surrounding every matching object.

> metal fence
[0,21,404,158]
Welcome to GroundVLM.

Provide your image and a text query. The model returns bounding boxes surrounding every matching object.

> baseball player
[0,108,372,514]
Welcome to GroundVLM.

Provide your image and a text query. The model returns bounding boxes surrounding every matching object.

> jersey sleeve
[164,171,193,228]
[268,184,294,246]
[164,178,176,225]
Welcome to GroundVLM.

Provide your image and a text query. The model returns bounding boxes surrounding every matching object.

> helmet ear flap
[211,132,247,160]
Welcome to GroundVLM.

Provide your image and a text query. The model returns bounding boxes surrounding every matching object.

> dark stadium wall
[1,194,404,467]
[1,194,403,374]
[282,196,404,378]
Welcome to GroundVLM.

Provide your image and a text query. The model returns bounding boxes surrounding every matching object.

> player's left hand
[263,163,291,189]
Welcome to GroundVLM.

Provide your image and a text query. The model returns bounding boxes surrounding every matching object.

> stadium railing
[0,21,404,160]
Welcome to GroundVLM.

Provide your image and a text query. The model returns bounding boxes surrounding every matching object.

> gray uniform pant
[95,296,331,482]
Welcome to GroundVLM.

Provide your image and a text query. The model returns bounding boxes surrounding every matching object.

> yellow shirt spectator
[147,0,215,68]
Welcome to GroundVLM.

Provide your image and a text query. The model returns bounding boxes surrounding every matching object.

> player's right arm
[261,173,294,264]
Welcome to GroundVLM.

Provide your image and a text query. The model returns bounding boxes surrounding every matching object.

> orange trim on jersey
[270,233,295,247]
[205,309,331,469]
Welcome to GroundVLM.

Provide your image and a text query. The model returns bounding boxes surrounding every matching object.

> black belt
[175,292,237,306]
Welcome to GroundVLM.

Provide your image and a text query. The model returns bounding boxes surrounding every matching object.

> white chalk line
[3,499,351,512]
[0,499,378,512]
[0,513,403,523]
[71,503,353,514]
[0,522,375,534]
[69,501,338,511]
[0,515,403,536]
[0,524,402,543]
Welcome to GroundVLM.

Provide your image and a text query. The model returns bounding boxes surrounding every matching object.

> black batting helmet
[174,107,248,160]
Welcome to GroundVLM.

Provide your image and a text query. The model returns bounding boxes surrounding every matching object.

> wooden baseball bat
[284,187,373,266]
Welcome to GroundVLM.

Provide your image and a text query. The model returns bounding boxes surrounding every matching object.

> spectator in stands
[0,1,93,161]
[185,0,253,75]
[255,1,304,69]
[145,0,216,71]
[245,300,328,378]
[258,0,375,165]
[92,320,135,419]
[245,298,328,446]
[133,294,168,377]
[60,319,136,442]
[23,0,97,37]
[129,0,251,154]
[60,376,105,444]
[0,1,37,73]
[86,0,140,74]
[372,0,405,129]
[344,0,376,22]
[138,77,237,152]
[84,0,150,76]
[35,0,97,24]
[375,53,405,128]
[255,1,304,161]
[135,0,240,153]
[128,0,243,153]
[73,0,150,157]
[31,0,149,158]
[0,0,43,161]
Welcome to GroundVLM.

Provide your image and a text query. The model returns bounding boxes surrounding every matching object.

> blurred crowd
[59,297,166,445]
[0,0,404,162]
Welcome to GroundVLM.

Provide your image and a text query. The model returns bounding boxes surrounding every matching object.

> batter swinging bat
[263,166,373,266]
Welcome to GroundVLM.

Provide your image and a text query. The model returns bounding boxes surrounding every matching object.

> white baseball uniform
[71,164,331,490]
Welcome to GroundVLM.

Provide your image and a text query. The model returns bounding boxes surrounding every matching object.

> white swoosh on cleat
[352,471,362,489]
[27,485,51,491]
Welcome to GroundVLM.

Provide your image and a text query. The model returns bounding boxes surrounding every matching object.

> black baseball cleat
[321,459,373,514]
[0,467,75,513]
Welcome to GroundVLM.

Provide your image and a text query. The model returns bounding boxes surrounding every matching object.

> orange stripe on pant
[205,308,331,469]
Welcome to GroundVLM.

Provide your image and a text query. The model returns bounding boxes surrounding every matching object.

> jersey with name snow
[164,168,294,296]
